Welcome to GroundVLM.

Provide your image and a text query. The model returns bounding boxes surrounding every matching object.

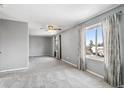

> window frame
[85,23,104,62]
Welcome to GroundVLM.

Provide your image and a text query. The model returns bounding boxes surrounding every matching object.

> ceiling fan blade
[54,28,62,30]
[40,27,48,31]
[40,27,45,29]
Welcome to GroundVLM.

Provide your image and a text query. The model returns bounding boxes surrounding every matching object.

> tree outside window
[85,24,104,59]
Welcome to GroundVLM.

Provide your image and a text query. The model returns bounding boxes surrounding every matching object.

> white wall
[61,26,80,66]
[29,36,53,57]
[86,59,105,76]
[0,19,29,71]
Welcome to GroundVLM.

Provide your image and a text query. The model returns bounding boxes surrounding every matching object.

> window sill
[86,55,104,62]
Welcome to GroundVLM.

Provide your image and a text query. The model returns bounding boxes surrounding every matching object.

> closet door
[0,20,5,71]
[0,20,18,71]
[0,19,28,71]
[0,21,2,69]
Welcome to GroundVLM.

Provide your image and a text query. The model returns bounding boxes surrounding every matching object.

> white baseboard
[61,59,77,68]
[0,66,29,73]
[86,69,104,79]
[29,55,52,57]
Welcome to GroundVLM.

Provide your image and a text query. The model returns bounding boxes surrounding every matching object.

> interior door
[0,21,2,68]
[54,35,61,59]
[0,20,5,71]
[0,19,28,71]
[55,36,59,59]
[0,20,14,71]
[59,35,62,59]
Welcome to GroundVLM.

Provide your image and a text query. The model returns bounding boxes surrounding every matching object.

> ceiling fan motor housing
[48,25,54,30]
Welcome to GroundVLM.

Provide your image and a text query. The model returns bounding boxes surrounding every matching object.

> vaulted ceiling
[0,4,119,36]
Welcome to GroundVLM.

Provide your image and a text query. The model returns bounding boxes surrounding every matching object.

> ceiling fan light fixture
[48,25,54,32]
[48,25,53,30]
[48,29,54,32]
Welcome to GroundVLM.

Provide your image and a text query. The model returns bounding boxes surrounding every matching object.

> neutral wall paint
[59,5,124,84]
[61,26,80,66]
[29,36,53,57]
[86,59,105,76]
[0,19,29,71]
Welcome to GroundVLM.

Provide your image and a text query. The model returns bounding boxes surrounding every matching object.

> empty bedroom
[0,1,124,89]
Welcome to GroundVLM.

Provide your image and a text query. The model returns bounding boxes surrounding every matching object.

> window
[85,23,104,60]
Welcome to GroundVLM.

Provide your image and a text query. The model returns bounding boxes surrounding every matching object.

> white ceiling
[0,4,119,36]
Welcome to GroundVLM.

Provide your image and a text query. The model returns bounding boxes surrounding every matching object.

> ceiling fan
[40,25,62,32]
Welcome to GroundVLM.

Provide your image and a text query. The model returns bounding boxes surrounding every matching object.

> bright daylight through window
[85,23,104,61]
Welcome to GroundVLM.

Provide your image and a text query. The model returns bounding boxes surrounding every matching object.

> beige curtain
[102,13,122,87]
[79,25,86,70]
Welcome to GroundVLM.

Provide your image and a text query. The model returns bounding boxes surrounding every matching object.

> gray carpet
[0,57,111,88]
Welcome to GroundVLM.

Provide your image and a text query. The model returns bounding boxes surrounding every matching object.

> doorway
[54,35,62,59]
